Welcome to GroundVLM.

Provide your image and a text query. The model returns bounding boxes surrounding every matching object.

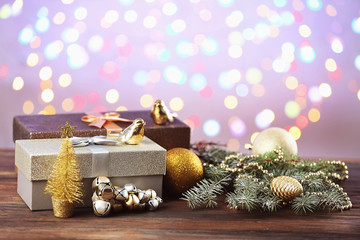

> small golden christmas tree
[45,121,83,217]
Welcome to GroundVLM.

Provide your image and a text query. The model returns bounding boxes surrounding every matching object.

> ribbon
[81,112,133,136]
[71,136,115,177]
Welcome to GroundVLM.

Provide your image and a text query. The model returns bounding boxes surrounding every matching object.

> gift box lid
[15,136,166,181]
[13,110,190,150]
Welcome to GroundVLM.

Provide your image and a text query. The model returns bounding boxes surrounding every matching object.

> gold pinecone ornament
[270,176,303,201]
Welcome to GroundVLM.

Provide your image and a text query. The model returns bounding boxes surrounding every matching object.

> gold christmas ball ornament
[252,127,298,155]
[165,148,203,196]
[270,176,303,201]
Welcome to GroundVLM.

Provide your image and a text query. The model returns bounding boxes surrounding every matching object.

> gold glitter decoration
[52,198,75,218]
[58,120,77,138]
[270,176,303,201]
[165,148,203,196]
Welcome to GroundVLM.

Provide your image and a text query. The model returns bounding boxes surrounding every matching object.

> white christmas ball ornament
[252,127,298,155]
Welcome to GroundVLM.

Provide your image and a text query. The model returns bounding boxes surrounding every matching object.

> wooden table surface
[1,149,359,240]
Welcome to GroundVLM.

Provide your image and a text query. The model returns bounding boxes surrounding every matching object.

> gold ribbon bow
[81,112,133,136]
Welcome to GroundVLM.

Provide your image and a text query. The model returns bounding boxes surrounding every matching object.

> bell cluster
[91,176,163,217]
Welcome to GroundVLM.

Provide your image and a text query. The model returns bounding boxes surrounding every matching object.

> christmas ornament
[58,120,77,138]
[251,127,298,155]
[270,176,303,201]
[91,178,163,217]
[93,200,112,217]
[150,99,177,125]
[45,132,83,218]
[110,118,145,145]
[165,148,203,195]
[181,142,352,214]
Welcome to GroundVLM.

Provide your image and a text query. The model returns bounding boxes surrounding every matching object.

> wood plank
[0,149,359,239]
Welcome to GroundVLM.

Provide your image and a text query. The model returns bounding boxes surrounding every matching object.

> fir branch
[292,193,319,214]
[180,176,231,209]
[226,190,259,212]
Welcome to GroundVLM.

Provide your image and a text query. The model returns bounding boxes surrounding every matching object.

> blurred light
[299,24,311,37]
[42,105,56,115]
[307,0,322,11]
[250,132,259,144]
[308,108,320,122]
[170,19,186,33]
[74,6,87,20]
[227,138,240,152]
[289,126,301,140]
[134,70,147,86]
[45,40,64,60]
[296,83,308,97]
[106,89,119,104]
[58,73,72,87]
[308,86,322,103]
[351,17,360,34]
[229,117,246,137]
[53,12,66,25]
[169,97,184,111]
[0,4,11,19]
[62,0,74,4]
[331,38,343,53]
[143,15,157,29]
[203,119,221,137]
[23,100,34,114]
[357,90,360,101]
[29,36,41,49]
[296,114,309,129]
[246,68,262,84]
[272,58,290,73]
[281,11,294,25]
[62,28,79,43]
[115,34,128,47]
[118,0,134,6]
[199,9,212,22]
[72,94,86,110]
[285,101,300,118]
[62,98,74,112]
[0,64,9,78]
[39,66,53,81]
[325,58,337,72]
[228,45,243,58]
[13,77,24,91]
[255,109,275,129]
[12,0,23,16]
[190,74,207,91]
[328,68,342,82]
[224,95,238,109]
[35,17,50,33]
[164,66,187,84]
[299,46,316,63]
[124,10,137,23]
[282,42,295,52]
[140,94,154,108]
[218,71,238,90]
[87,91,100,105]
[319,83,332,98]
[285,76,298,90]
[226,11,244,28]
[116,106,128,111]
[40,79,52,90]
[27,53,39,67]
[201,38,219,55]
[105,10,119,24]
[176,41,198,57]
[228,31,244,46]
[236,84,249,97]
[257,4,270,17]
[243,28,255,40]
[326,4,337,17]
[217,0,234,7]
[37,7,48,18]
[67,44,89,69]
[274,0,287,7]
[252,84,265,97]
[268,12,282,27]
[41,89,54,103]
[88,35,104,52]
[19,27,34,44]
[158,49,171,62]
[355,55,360,71]
[162,2,177,16]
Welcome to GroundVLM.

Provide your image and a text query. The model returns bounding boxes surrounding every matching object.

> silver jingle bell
[91,191,101,202]
[124,183,137,193]
[96,182,115,200]
[125,193,140,210]
[92,176,111,191]
[93,200,112,217]
[155,196,163,207]
[147,199,159,211]
[137,191,150,204]
[115,188,129,202]
[145,189,157,200]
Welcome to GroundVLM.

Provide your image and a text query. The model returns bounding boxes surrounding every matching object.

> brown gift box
[13,110,190,150]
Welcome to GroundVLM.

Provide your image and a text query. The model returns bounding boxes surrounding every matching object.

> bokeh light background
[1,0,360,158]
